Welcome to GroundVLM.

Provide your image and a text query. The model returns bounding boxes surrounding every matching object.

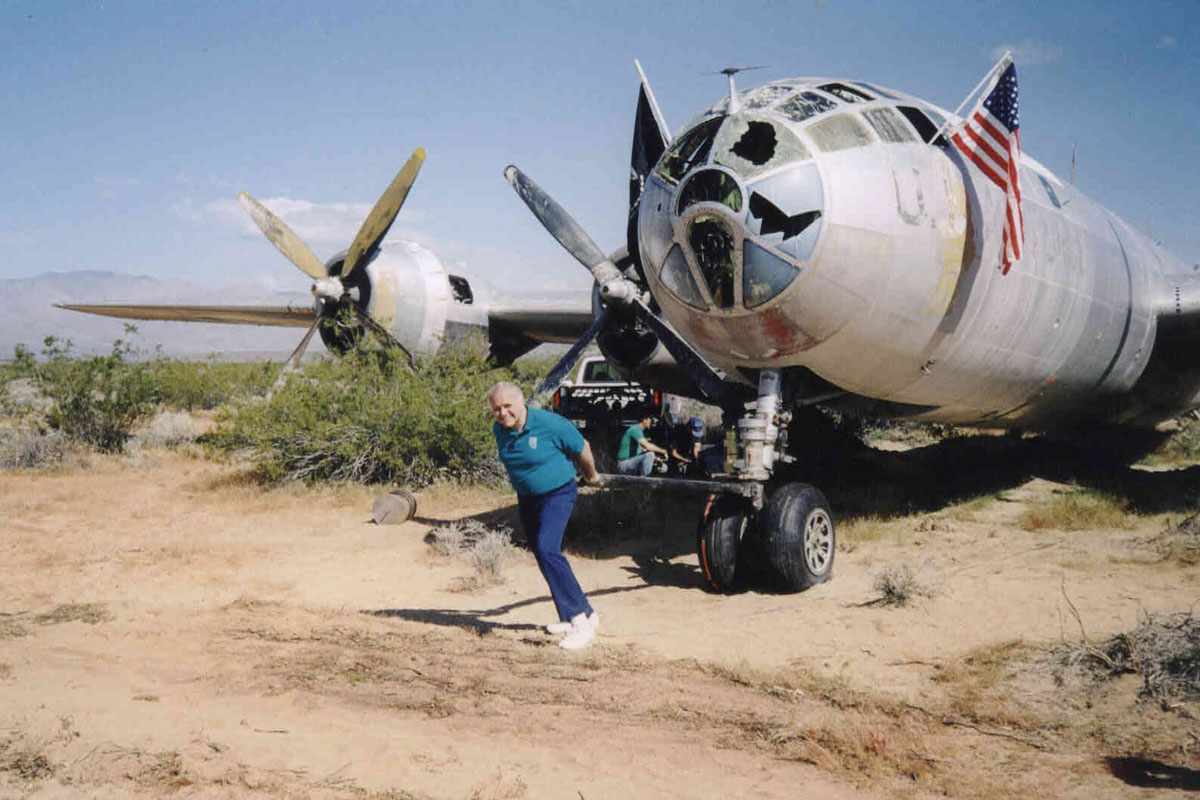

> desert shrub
[1,378,51,418]
[1157,514,1200,565]
[134,410,204,449]
[0,428,70,470]
[1152,413,1200,464]
[150,359,278,410]
[208,340,522,486]
[1059,610,1200,704]
[1018,488,1134,531]
[426,519,518,589]
[870,564,928,607]
[20,333,158,453]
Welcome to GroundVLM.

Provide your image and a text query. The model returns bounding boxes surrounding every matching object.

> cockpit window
[776,91,838,124]
[658,116,724,183]
[677,169,743,215]
[818,83,873,103]
[896,106,947,146]
[807,113,874,152]
[742,83,795,110]
[660,244,706,308]
[862,108,916,143]
[712,114,811,180]
[687,213,737,309]
[743,240,799,308]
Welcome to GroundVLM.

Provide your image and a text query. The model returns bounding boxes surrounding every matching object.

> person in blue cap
[488,381,600,650]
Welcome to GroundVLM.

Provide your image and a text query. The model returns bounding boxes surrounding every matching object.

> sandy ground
[2,438,1199,799]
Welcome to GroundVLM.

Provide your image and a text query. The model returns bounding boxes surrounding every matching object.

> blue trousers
[617,451,655,476]
[517,480,592,622]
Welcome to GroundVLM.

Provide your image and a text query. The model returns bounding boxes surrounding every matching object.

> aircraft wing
[54,303,316,328]
[485,291,595,364]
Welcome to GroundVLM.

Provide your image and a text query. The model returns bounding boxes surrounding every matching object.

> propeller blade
[342,147,426,279]
[530,307,609,407]
[268,316,322,396]
[503,165,624,287]
[630,297,740,407]
[238,192,327,280]
[351,304,416,370]
[286,316,321,369]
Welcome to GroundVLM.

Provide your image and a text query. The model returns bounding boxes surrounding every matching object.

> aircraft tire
[760,482,835,592]
[697,495,752,593]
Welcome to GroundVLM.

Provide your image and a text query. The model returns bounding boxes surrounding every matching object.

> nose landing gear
[698,368,837,594]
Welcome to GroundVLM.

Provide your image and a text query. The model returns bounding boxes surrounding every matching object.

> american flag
[951,61,1023,274]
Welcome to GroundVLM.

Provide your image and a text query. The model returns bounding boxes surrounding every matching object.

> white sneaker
[546,611,599,636]
[558,613,597,650]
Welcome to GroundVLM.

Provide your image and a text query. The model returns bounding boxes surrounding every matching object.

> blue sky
[2,0,1197,297]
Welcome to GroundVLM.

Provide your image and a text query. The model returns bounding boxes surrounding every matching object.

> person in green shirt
[616,416,667,476]
[489,382,601,650]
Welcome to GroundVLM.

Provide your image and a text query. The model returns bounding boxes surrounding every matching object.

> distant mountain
[1,270,321,359]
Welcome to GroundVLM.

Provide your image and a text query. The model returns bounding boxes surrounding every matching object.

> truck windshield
[582,360,624,383]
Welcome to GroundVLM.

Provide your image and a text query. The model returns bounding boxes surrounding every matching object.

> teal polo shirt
[493,407,586,496]
[617,423,645,461]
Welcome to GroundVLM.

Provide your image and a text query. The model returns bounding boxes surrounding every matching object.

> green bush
[150,359,279,410]
[208,339,532,486]
[26,332,159,453]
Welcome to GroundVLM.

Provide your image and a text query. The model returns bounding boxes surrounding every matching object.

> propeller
[504,163,736,407]
[239,148,427,373]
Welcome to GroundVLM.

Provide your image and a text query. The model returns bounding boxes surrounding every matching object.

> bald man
[488,382,601,650]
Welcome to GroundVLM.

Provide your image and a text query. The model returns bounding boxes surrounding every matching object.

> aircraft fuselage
[635,77,1188,429]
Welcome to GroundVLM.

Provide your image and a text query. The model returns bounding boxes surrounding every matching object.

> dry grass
[1017,489,1135,531]
[837,515,888,551]
[33,603,112,626]
[132,410,205,450]
[1156,514,1200,565]
[870,564,931,607]
[0,614,29,639]
[933,640,1043,728]
[0,427,73,470]
[945,495,996,523]
[0,737,54,782]
[185,465,376,512]
[426,520,520,592]
[417,481,510,516]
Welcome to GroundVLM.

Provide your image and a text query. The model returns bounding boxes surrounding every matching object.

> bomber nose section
[638,110,825,314]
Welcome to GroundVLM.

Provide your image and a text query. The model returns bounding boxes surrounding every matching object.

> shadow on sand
[398,433,1200,607]
[363,582,659,633]
[1105,756,1200,790]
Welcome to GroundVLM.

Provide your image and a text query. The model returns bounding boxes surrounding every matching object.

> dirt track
[1,442,1199,798]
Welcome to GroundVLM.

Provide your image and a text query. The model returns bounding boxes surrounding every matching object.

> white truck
[550,355,665,471]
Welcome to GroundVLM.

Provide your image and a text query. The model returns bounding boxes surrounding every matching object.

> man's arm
[639,436,668,457]
[575,440,601,484]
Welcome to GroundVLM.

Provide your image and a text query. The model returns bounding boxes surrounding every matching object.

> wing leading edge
[54,304,316,328]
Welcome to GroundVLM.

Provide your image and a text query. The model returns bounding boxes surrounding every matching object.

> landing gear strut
[697,368,836,594]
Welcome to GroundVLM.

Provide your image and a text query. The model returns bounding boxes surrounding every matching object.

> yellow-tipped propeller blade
[342,147,426,279]
[238,192,327,280]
